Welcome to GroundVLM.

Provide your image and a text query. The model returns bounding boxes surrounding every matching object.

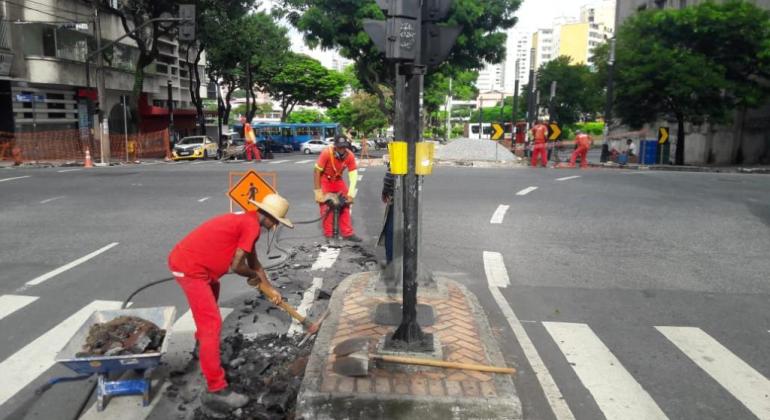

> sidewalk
[297,271,521,420]
[588,161,770,174]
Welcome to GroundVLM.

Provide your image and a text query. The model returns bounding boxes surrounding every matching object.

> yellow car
[172,136,219,160]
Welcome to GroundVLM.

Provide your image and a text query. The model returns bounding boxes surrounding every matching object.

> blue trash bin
[639,140,658,165]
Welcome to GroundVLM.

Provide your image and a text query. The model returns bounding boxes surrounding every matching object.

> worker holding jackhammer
[313,136,362,242]
[167,193,293,410]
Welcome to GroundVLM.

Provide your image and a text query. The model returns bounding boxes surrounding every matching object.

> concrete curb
[590,162,770,174]
[435,159,526,169]
[296,272,522,420]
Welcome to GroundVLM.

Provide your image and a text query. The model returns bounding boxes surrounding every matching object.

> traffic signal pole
[365,0,460,348]
[392,63,426,344]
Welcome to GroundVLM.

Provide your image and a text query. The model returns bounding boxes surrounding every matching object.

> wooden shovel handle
[375,355,516,375]
[256,282,310,327]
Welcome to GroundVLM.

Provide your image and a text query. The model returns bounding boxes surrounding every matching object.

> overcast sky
[514,0,586,32]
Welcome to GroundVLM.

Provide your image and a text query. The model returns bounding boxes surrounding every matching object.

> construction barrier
[0,129,170,163]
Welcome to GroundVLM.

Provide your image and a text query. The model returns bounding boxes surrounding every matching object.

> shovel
[332,337,517,377]
[256,281,325,335]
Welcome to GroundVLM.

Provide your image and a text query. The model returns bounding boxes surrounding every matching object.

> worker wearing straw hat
[167,193,292,410]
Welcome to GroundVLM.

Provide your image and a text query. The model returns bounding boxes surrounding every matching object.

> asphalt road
[1,153,769,420]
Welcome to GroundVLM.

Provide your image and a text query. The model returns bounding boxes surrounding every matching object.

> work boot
[201,388,249,411]
[344,234,363,243]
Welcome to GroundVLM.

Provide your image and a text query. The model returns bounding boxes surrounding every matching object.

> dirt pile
[194,333,313,419]
[78,316,166,357]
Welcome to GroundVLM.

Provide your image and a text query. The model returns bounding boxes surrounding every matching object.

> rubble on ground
[190,333,314,419]
[434,138,516,162]
[78,316,165,357]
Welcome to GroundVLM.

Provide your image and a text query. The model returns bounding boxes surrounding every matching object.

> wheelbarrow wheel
[96,374,106,412]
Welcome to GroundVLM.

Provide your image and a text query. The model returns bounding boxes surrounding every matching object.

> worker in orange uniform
[241,115,261,162]
[167,194,293,411]
[313,137,361,242]
[531,120,549,168]
[570,130,593,168]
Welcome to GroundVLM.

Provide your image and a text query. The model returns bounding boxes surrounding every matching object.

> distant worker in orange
[530,120,549,168]
[570,130,593,168]
[240,115,261,162]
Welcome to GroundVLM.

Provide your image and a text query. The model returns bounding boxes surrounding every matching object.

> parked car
[300,139,330,154]
[173,136,218,160]
[220,133,245,160]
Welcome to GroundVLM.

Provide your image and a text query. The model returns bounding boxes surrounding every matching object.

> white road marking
[79,307,233,420]
[191,161,204,165]
[39,196,65,204]
[288,277,324,336]
[516,186,538,196]
[490,205,510,224]
[198,197,210,203]
[24,242,119,287]
[657,326,770,419]
[483,252,511,288]
[556,175,581,181]
[484,252,575,420]
[311,247,340,271]
[358,175,364,181]
[269,160,290,165]
[295,159,314,164]
[545,322,668,420]
[359,168,367,172]
[0,300,123,407]
[0,295,39,320]
[0,175,31,183]
[57,169,82,173]
[234,210,245,215]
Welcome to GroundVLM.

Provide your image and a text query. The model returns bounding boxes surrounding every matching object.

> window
[112,44,136,71]
[42,27,56,57]
[56,28,89,61]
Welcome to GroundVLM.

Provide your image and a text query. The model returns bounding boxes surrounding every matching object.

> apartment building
[0,0,207,135]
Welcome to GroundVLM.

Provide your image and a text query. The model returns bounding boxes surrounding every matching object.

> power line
[22,0,92,18]
[3,0,82,22]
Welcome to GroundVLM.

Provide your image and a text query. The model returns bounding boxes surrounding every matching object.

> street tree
[286,109,330,124]
[328,91,389,138]
[267,53,347,121]
[182,0,255,133]
[98,0,180,112]
[536,56,602,125]
[609,0,770,165]
[278,0,522,116]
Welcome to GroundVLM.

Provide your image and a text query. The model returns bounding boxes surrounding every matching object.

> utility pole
[601,37,616,163]
[167,80,174,141]
[92,3,109,164]
[216,82,223,147]
[478,97,483,140]
[445,77,452,141]
[364,0,461,347]
[527,48,536,127]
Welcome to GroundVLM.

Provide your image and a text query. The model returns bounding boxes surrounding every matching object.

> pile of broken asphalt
[157,241,381,420]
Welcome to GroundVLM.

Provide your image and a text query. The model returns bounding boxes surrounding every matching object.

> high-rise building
[503,29,531,92]
[476,62,505,93]
[558,22,613,65]
[531,28,555,70]
[581,0,616,31]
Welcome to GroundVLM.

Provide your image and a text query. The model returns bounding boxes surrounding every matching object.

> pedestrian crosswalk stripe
[0,300,123,407]
[311,248,340,271]
[544,322,669,420]
[288,277,323,336]
[78,307,233,419]
[516,186,538,196]
[269,160,290,164]
[0,295,39,321]
[657,326,770,420]
[556,176,581,181]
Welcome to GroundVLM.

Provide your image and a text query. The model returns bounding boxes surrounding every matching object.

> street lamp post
[601,38,616,163]
[167,80,174,142]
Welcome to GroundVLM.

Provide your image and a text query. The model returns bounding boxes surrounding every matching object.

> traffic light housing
[178,4,196,41]
[364,0,460,67]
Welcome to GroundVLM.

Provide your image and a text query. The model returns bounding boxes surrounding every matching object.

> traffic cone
[84,148,94,168]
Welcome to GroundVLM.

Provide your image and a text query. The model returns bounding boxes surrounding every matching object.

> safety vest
[244,123,256,144]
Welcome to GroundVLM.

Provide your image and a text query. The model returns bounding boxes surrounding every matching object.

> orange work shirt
[575,134,591,149]
[532,124,548,144]
[315,147,357,180]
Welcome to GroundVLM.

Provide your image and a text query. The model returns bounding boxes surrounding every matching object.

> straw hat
[252,193,293,228]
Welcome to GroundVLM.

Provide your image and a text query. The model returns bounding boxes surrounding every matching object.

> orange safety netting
[0,129,170,162]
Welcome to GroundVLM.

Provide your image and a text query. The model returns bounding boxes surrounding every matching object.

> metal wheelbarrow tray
[54,306,176,411]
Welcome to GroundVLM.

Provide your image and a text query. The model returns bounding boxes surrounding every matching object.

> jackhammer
[324,193,348,240]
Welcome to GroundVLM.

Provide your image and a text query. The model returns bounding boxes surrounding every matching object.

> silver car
[300,139,331,154]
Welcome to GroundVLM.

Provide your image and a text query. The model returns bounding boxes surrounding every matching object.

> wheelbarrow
[53,306,176,411]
